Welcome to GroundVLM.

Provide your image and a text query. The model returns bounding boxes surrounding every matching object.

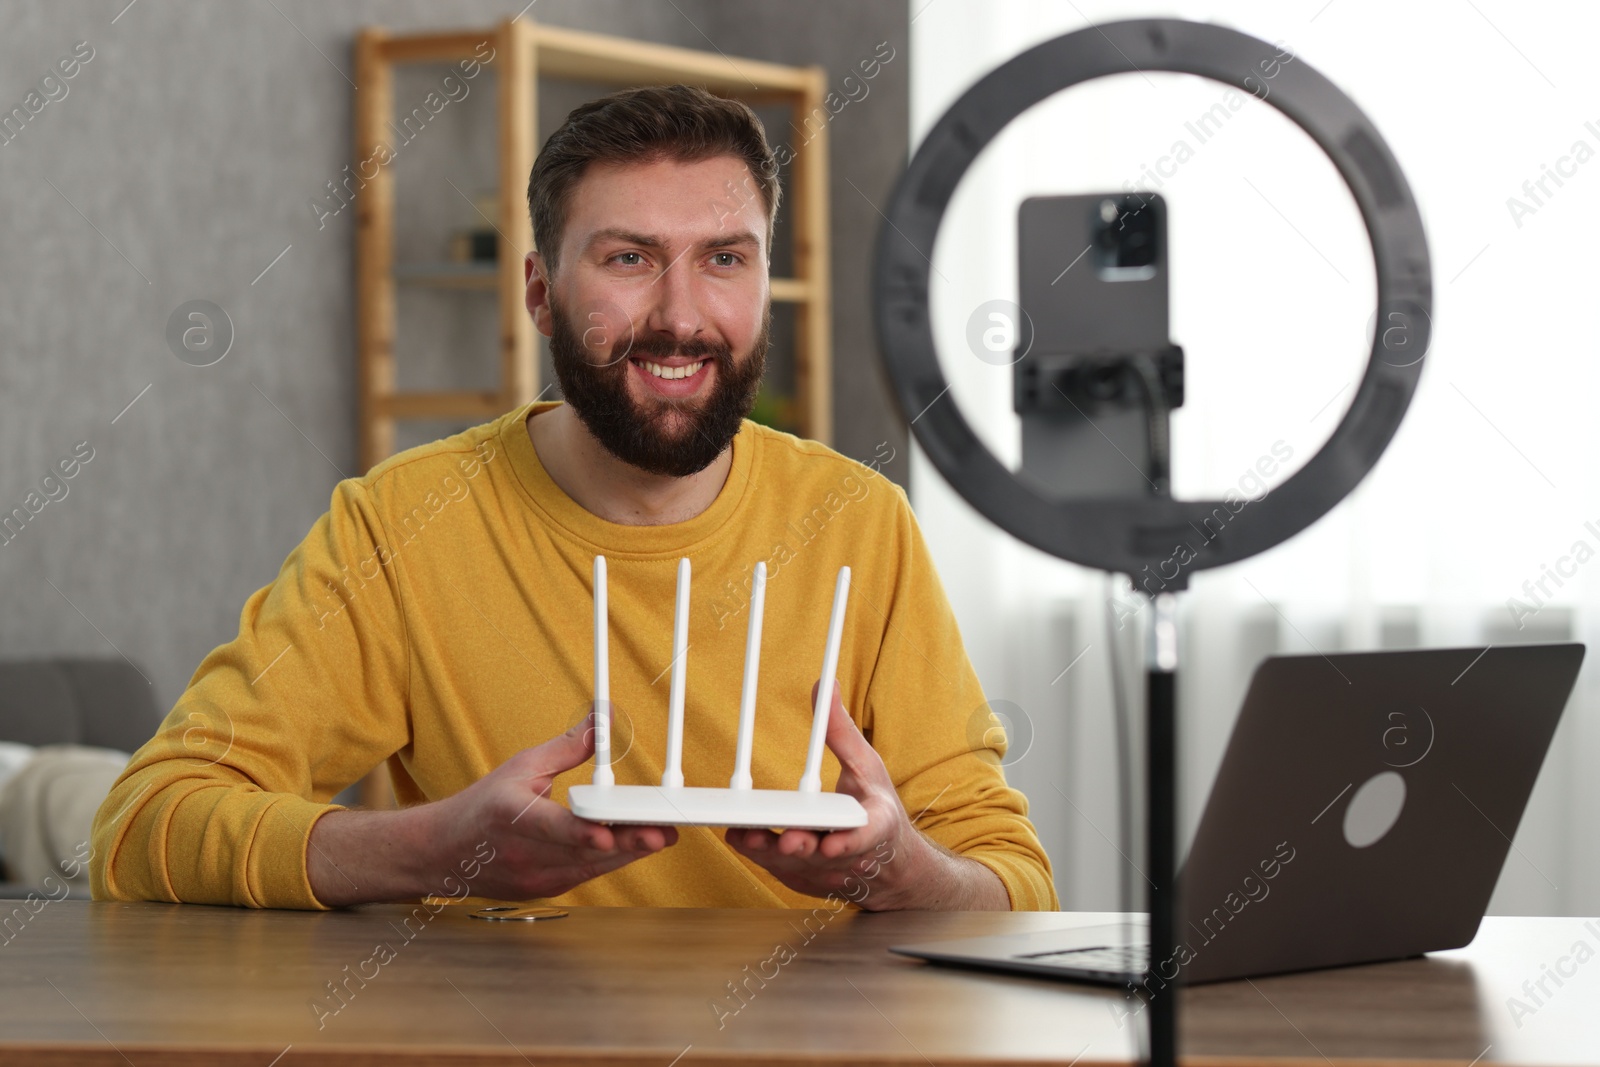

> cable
[1127,353,1171,495]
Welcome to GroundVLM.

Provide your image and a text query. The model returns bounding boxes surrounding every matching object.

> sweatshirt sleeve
[89,477,412,909]
[859,482,1059,912]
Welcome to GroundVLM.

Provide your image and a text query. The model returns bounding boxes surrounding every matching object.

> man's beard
[548,297,769,478]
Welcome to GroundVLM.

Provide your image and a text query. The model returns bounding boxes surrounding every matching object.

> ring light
[872,18,1431,582]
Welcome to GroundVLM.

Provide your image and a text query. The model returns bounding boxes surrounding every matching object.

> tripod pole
[1144,590,1179,1067]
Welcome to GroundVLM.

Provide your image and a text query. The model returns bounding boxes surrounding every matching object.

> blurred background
[1,0,1594,916]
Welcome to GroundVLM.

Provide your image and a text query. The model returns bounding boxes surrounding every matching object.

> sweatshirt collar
[498,400,758,557]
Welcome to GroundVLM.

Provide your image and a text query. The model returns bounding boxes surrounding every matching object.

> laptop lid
[1169,642,1583,983]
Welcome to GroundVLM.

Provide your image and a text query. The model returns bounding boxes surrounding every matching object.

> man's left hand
[723,681,936,910]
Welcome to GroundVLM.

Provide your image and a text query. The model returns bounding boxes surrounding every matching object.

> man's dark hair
[527,84,780,277]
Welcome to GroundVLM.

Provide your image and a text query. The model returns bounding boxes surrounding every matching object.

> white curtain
[909,0,1600,915]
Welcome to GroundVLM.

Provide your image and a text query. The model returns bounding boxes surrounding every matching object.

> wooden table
[1,902,1594,1065]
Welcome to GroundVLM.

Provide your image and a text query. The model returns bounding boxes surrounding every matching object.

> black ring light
[872,18,1431,581]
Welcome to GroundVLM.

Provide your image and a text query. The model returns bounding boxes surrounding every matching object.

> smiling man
[90,85,1057,913]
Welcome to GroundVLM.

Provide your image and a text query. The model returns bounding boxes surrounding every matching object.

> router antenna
[799,565,850,793]
[662,557,690,789]
[591,555,613,787]
[730,561,768,790]
[567,558,867,832]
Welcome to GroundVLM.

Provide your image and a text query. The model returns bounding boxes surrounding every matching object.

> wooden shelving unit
[353,18,834,475]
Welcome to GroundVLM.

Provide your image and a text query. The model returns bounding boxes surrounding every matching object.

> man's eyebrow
[582,228,663,252]
[581,228,763,254]
[698,230,761,251]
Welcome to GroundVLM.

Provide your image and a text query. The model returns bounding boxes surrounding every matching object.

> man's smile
[629,355,714,398]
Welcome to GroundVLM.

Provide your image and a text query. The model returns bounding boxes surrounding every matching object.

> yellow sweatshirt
[90,401,1057,911]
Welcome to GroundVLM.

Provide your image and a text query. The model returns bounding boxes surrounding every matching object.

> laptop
[892,643,1585,986]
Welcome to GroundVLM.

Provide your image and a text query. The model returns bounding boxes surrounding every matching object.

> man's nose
[643,251,706,341]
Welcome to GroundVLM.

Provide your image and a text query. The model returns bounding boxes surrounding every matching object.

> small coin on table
[470,906,569,922]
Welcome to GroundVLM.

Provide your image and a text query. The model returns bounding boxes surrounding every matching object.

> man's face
[528,154,771,478]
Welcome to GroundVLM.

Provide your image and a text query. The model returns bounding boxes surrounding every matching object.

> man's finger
[776,829,820,856]
[727,827,774,851]
[511,709,597,784]
[616,824,678,852]
[733,827,801,855]
[815,681,881,784]
[525,800,616,852]
[818,826,874,860]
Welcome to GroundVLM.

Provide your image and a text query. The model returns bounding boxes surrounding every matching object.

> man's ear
[525,251,554,337]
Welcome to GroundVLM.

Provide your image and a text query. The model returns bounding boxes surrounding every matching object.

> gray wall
[0,1,909,717]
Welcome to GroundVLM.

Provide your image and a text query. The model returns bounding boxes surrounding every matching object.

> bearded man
[91,85,1056,913]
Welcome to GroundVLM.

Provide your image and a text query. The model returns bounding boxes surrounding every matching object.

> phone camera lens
[1091,195,1159,274]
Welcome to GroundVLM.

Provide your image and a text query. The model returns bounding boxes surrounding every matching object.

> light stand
[1144,591,1178,1063]
[871,19,1431,1067]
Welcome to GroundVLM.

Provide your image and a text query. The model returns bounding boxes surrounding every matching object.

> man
[90,85,1056,912]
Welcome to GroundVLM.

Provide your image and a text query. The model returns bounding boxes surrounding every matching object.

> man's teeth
[637,359,705,380]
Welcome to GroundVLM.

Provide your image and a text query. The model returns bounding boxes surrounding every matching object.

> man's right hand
[307,708,677,907]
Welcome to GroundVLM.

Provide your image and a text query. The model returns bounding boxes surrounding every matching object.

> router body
[568,784,867,830]
[573,555,869,831]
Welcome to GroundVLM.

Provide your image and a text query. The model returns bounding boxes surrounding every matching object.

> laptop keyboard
[1014,943,1148,974]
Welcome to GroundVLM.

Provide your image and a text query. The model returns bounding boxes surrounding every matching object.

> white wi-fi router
[567,555,869,830]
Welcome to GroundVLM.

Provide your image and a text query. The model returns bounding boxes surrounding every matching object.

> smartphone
[1013,192,1181,499]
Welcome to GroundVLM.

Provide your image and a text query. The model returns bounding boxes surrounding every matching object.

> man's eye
[712,252,738,267]
[612,252,644,266]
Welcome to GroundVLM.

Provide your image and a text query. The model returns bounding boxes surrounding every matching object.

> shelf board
[374,25,809,96]
[769,278,812,303]
[378,390,508,419]
[532,23,811,94]
[378,32,491,65]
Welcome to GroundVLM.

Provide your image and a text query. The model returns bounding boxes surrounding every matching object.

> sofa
[0,658,161,898]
